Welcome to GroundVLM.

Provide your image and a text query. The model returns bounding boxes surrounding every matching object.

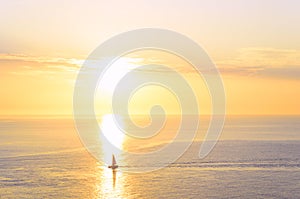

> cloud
[258,67,300,80]
[0,54,83,76]
[2,48,300,80]
[0,54,83,72]
[216,48,300,79]
[217,48,300,67]
[124,48,300,80]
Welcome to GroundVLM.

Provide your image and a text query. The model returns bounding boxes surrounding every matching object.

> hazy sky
[1,0,300,115]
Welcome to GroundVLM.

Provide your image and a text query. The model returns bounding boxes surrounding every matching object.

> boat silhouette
[108,154,118,169]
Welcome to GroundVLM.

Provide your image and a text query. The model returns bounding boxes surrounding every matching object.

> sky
[1,0,300,116]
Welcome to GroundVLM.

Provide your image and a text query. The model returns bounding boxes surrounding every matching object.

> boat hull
[108,165,118,169]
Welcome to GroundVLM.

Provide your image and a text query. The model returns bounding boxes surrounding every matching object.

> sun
[94,57,140,116]
[96,57,140,93]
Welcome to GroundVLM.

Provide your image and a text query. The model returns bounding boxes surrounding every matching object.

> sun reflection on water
[96,114,126,198]
[99,167,124,198]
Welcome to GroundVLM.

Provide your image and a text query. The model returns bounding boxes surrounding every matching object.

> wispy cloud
[2,48,300,80]
[0,54,83,76]
[216,48,300,79]
[123,48,300,80]
[218,48,300,67]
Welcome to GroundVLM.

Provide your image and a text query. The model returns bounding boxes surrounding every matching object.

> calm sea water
[0,115,299,198]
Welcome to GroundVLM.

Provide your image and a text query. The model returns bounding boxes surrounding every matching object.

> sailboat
[108,154,118,169]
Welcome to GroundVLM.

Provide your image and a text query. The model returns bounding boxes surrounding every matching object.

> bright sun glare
[100,114,125,164]
[94,57,141,116]
[97,57,140,93]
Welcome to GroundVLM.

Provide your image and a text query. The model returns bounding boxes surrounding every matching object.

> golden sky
[1,0,300,116]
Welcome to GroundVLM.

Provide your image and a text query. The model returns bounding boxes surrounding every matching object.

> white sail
[112,155,117,165]
[108,154,118,169]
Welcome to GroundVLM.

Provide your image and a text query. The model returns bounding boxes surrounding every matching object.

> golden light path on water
[97,114,126,198]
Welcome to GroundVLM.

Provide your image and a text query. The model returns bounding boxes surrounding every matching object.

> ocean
[0,115,299,198]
